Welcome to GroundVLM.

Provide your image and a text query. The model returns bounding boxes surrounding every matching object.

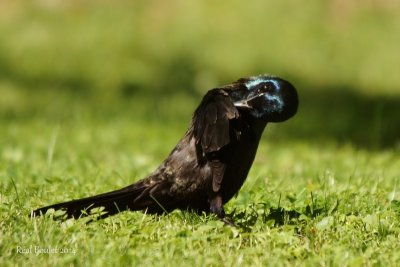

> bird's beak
[234,92,264,109]
[233,100,251,109]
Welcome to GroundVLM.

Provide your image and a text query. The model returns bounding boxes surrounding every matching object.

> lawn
[1,1,400,266]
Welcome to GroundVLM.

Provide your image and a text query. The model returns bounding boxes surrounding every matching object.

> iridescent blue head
[233,75,298,122]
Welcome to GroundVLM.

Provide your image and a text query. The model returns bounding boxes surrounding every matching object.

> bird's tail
[31,183,156,219]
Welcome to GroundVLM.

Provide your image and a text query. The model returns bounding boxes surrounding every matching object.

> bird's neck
[242,114,267,138]
[252,120,268,138]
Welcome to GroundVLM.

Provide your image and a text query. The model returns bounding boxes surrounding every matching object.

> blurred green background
[1,0,399,149]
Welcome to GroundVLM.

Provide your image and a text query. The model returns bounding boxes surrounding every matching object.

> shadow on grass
[275,85,400,150]
[265,206,324,226]
[227,204,325,231]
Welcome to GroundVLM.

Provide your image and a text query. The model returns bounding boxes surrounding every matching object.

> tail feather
[31,184,148,219]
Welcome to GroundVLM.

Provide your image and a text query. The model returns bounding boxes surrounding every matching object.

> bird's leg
[209,195,234,226]
[210,195,225,218]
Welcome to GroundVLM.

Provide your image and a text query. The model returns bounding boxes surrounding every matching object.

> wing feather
[192,89,239,192]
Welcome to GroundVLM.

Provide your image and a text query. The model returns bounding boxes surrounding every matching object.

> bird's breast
[219,120,266,202]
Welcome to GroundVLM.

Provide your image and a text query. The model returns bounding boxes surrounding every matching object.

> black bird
[31,75,298,221]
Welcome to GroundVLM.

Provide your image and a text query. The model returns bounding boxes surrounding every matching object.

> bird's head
[233,75,298,122]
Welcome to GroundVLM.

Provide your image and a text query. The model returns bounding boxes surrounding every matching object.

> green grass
[1,1,400,266]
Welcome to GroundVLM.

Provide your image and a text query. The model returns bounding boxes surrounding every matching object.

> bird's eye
[262,82,276,93]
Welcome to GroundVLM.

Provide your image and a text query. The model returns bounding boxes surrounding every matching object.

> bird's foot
[210,195,236,226]
[220,216,235,227]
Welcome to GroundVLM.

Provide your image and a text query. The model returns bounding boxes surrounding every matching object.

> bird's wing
[192,89,239,192]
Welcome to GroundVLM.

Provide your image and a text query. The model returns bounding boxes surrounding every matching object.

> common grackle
[31,75,298,221]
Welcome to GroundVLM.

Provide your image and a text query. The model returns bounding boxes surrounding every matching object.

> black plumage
[31,75,298,220]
